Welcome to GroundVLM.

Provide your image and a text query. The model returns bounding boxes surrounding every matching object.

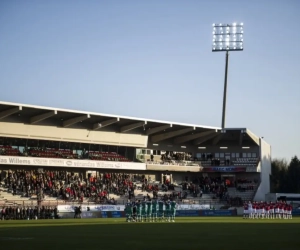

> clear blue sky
[0,0,299,161]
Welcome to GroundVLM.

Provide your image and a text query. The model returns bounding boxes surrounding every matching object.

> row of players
[124,198,177,222]
[243,201,293,219]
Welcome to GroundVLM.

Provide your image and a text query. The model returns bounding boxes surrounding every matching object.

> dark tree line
[270,156,300,193]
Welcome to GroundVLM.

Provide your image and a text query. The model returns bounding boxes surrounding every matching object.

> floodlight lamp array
[212,23,244,52]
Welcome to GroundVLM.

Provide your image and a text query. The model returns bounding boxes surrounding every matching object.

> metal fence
[0,198,229,207]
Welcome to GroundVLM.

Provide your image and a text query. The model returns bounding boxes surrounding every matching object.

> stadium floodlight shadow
[1,218,300,250]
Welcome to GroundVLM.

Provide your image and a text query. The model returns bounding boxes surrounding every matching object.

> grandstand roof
[0,101,260,147]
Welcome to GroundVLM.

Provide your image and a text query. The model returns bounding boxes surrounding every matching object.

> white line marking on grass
[0,237,34,240]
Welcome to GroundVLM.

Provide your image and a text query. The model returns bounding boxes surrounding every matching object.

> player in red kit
[288,204,293,219]
[265,203,270,219]
[253,202,257,219]
[270,202,275,219]
[275,202,280,219]
[243,202,248,219]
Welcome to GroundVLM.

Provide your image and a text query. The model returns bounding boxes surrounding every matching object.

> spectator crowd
[1,169,255,208]
[1,206,58,220]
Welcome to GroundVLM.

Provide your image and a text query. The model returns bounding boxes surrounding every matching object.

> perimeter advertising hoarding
[58,209,299,218]
[56,204,210,213]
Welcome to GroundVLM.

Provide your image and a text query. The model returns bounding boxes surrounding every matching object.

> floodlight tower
[212,23,244,129]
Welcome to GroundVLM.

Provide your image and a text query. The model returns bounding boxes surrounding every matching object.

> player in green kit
[141,199,147,222]
[165,199,171,222]
[136,200,142,222]
[146,199,152,222]
[125,200,132,222]
[152,199,158,222]
[158,199,164,221]
[170,199,177,222]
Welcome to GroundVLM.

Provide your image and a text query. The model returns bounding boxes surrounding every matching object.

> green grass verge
[0,217,300,250]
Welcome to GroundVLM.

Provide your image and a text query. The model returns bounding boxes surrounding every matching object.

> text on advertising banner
[0,155,146,170]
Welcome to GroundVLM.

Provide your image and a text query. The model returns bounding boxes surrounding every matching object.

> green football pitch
[1,217,300,250]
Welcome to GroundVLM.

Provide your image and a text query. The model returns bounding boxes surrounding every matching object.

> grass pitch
[0,217,300,250]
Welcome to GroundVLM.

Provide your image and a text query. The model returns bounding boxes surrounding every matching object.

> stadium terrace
[0,101,271,211]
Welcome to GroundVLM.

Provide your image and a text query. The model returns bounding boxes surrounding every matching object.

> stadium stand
[0,101,272,209]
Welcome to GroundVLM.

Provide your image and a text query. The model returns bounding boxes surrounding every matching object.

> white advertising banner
[0,156,146,170]
[57,205,125,212]
[177,204,210,210]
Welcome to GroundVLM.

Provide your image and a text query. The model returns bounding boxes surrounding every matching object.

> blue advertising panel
[101,211,108,218]
[200,210,236,216]
[292,209,300,216]
[111,211,122,218]
[176,210,199,217]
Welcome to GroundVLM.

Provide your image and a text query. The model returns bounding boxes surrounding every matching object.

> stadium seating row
[0,145,131,162]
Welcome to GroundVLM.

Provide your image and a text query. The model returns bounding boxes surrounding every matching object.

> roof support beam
[151,127,195,143]
[193,133,219,145]
[30,110,57,124]
[0,106,22,120]
[63,114,90,127]
[212,134,223,145]
[239,131,244,146]
[120,121,146,133]
[174,130,217,144]
[146,124,172,135]
[93,118,120,130]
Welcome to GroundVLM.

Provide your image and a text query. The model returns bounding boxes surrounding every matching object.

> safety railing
[0,198,229,207]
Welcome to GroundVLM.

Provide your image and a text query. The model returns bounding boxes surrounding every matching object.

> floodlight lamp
[241,23,243,25]
[213,23,215,26]
[212,22,244,52]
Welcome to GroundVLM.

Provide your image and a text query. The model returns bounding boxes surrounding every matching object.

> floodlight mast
[212,23,244,129]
